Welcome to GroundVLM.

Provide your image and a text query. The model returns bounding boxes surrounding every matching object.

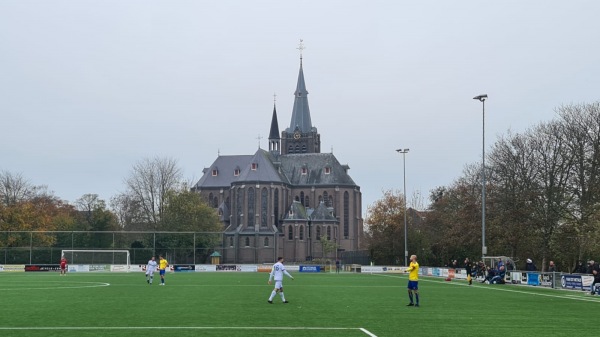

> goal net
[61,250,131,266]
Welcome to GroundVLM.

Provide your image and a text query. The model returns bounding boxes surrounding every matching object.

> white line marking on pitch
[0,326,371,333]
[360,327,378,336]
[0,281,110,291]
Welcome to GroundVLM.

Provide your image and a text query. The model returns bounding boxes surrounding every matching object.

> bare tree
[0,171,39,206]
[118,157,183,230]
[558,102,600,261]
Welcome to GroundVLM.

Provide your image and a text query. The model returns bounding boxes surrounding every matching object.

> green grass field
[0,271,598,337]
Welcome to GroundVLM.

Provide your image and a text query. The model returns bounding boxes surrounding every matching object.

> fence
[0,231,228,265]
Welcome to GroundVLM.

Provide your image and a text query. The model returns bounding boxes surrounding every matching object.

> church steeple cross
[256,134,263,148]
[297,39,305,61]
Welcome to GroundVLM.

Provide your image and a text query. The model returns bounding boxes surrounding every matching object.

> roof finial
[256,134,263,149]
[273,92,277,104]
[297,39,305,65]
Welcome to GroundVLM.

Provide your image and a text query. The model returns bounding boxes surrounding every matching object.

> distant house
[192,56,363,263]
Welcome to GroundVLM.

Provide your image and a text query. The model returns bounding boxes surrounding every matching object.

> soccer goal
[61,250,131,267]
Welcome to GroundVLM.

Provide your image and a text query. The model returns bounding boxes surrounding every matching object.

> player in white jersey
[267,257,294,304]
[145,256,158,285]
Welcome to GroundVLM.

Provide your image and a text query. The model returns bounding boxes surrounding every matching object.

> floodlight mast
[396,148,409,266]
[473,94,488,258]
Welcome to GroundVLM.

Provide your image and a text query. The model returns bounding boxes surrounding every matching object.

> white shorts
[274,280,283,289]
[146,270,155,276]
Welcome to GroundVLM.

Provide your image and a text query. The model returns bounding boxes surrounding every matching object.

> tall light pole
[473,94,488,258]
[396,148,409,266]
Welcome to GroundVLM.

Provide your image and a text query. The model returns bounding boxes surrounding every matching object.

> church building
[192,54,363,264]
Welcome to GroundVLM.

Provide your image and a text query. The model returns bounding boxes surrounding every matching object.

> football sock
[408,293,414,303]
[269,291,276,301]
[415,294,420,304]
[280,292,286,302]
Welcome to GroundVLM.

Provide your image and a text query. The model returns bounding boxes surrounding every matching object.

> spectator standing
[548,261,556,273]
[525,259,537,271]
[591,269,600,295]
[573,261,586,274]
[464,258,473,286]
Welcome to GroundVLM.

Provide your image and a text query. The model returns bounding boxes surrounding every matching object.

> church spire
[288,39,312,133]
[269,94,281,155]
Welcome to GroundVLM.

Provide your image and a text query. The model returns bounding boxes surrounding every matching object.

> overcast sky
[1,1,599,215]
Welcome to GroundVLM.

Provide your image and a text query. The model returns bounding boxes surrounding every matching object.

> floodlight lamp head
[396,148,409,153]
[473,94,488,102]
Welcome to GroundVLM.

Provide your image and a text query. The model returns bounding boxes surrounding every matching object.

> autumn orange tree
[364,190,406,265]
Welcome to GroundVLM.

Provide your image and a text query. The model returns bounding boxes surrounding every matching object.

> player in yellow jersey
[405,254,420,307]
[158,255,169,286]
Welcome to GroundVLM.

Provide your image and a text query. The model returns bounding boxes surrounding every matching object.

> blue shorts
[407,280,418,290]
[159,269,166,276]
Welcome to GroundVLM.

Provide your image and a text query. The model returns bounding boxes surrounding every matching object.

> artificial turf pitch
[0,271,598,337]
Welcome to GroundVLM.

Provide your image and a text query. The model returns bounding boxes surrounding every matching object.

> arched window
[274,189,279,227]
[236,188,243,225]
[295,145,300,153]
[327,226,331,240]
[302,144,307,153]
[213,196,219,208]
[209,193,214,205]
[295,195,300,202]
[318,195,323,204]
[316,226,321,240]
[328,196,334,208]
[229,237,234,247]
[245,237,250,247]
[264,237,269,247]
[261,188,268,227]
[247,187,255,227]
[288,226,293,240]
[288,145,294,153]
[305,196,310,208]
[344,191,350,238]
[300,192,305,206]
[299,225,304,240]
[323,191,329,206]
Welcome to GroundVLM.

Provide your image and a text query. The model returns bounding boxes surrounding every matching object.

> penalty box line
[0,326,378,336]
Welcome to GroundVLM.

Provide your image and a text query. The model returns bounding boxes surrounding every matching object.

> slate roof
[279,153,356,187]
[236,149,287,184]
[310,202,338,222]
[194,155,253,188]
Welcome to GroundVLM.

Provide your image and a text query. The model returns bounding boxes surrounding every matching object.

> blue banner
[561,275,583,290]
[173,265,195,272]
[299,265,321,272]
[527,272,540,286]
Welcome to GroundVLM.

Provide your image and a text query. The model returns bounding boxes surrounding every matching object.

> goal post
[61,250,131,267]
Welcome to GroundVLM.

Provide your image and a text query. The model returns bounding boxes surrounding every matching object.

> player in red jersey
[60,256,68,276]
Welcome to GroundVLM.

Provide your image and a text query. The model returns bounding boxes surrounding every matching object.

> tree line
[0,157,221,263]
[366,102,600,272]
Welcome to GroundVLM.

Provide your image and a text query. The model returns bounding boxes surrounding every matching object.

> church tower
[281,44,321,155]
